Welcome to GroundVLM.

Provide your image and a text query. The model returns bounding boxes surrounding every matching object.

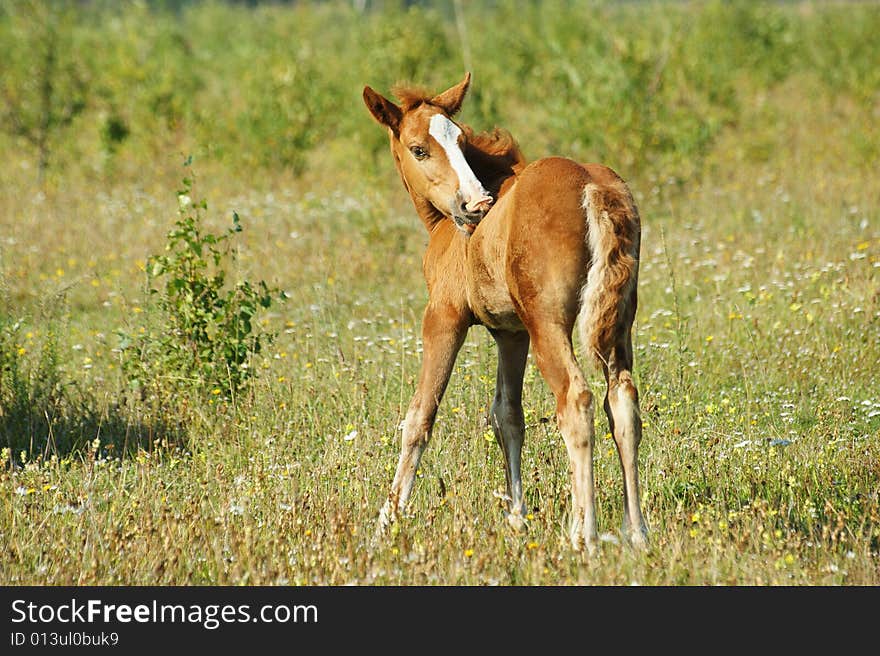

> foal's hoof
[569,521,599,555]
[571,535,599,556]
[626,526,649,551]
[371,521,388,547]
[377,501,394,530]
[506,512,527,532]
[372,501,399,545]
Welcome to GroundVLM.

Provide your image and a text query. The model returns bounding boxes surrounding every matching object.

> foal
[363,73,647,551]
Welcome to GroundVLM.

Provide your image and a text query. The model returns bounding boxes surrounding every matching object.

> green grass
[0,0,878,585]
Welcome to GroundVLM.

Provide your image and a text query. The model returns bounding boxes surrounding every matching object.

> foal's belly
[468,278,524,331]
[466,225,524,332]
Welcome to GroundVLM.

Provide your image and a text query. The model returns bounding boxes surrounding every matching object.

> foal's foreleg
[489,330,530,528]
[378,306,467,532]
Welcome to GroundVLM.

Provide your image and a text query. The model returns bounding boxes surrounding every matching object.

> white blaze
[428,114,490,210]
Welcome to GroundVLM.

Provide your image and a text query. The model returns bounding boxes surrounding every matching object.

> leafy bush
[119,161,284,407]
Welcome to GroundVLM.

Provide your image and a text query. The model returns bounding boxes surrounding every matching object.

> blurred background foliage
[1,0,878,186]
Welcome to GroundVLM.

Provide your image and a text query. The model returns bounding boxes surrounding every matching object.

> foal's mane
[391,83,527,197]
[462,125,526,198]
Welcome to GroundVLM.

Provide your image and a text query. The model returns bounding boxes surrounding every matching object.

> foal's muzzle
[451,193,493,235]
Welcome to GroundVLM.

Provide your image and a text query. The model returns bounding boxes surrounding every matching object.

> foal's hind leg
[603,333,648,548]
[489,329,530,528]
[377,305,468,532]
[530,326,599,552]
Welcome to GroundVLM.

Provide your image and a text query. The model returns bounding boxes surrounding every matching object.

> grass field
[1,0,878,585]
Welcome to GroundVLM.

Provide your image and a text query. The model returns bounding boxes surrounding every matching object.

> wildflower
[464,549,474,558]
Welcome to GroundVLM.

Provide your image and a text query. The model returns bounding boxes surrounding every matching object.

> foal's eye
[410,145,429,161]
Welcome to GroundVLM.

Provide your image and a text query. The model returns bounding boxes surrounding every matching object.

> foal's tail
[579,180,641,367]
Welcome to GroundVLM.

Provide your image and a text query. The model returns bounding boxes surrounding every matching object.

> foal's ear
[363,86,402,134]
[431,72,471,116]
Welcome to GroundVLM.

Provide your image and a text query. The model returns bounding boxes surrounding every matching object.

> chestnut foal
[363,73,647,551]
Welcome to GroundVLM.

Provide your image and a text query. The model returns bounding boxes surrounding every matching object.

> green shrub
[119,160,284,408]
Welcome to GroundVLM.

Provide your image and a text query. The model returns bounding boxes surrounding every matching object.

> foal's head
[363,73,493,235]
